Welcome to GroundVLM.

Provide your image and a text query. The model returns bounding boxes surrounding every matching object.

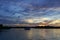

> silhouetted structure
[0,24,3,27]
[24,27,30,30]
[0,24,11,29]
[0,24,60,30]
[0,24,3,29]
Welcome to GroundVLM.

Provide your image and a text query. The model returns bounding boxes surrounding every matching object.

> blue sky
[0,0,60,24]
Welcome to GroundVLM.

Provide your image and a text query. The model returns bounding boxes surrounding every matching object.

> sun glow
[24,19,40,23]
[38,22,48,26]
[24,18,49,23]
[26,19,34,23]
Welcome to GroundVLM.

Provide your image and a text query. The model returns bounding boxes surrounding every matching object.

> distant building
[0,24,3,27]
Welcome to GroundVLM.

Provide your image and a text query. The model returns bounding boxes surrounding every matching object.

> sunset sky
[0,0,60,26]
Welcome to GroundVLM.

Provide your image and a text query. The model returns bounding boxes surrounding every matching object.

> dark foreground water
[0,28,60,40]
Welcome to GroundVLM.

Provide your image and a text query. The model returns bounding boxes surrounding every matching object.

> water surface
[0,28,60,40]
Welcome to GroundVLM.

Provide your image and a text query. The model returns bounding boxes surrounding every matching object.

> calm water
[0,28,60,40]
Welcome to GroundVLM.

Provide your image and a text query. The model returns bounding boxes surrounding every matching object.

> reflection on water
[0,29,60,40]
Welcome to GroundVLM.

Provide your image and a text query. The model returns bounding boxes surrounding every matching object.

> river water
[0,28,60,40]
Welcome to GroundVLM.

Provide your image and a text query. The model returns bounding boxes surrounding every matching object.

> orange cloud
[49,20,60,24]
